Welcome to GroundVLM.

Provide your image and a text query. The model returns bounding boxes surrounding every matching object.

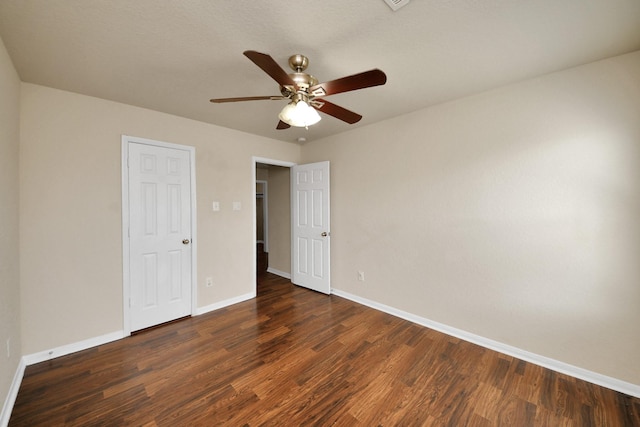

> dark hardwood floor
[9,264,640,425]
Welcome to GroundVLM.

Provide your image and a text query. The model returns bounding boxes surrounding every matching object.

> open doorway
[253,157,332,295]
[254,158,294,291]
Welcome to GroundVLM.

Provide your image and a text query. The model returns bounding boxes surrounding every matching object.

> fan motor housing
[290,72,318,90]
[281,71,318,97]
[285,54,317,93]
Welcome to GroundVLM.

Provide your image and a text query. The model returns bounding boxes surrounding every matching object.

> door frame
[251,157,296,294]
[121,135,198,336]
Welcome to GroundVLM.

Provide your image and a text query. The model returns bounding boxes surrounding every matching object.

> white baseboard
[16,294,256,369]
[266,268,291,279]
[22,331,125,366]
[332,288,640,398]
[3,331,124,427]
[5,288,636,427]
[2,292,258,425]
[1,358,26,427]
[195,292,255,316]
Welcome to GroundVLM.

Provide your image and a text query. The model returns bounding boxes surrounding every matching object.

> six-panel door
[128,143,192,331]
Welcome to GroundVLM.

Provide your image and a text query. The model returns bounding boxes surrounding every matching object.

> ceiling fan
[210,50,387,129]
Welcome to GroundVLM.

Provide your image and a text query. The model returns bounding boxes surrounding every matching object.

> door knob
[182,239,190,244]
[321,232,328,237]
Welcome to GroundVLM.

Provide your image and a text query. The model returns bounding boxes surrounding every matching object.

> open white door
[127,141,194,331]
[292,161,330,294]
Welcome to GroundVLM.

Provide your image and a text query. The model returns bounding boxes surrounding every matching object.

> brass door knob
[182,239,190,245]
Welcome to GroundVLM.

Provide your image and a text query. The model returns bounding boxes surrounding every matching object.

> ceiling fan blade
[312,99,362,124]
[210,96,284,103]
[244,50,298,89]
[276,120,291,130]
[309,69,387,97]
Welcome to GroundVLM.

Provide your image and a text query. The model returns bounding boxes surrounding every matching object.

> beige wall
[0,36,21,415]
[19,83,300,354]
[266,165,291,274]
[5,36,639,405]
[302,51,640,385]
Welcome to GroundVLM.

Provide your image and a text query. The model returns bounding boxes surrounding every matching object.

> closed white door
[292,161,330,294]
[128,142,193,331]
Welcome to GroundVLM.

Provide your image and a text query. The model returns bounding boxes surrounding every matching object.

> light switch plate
[233,201,241,211]
[212,201,220,211]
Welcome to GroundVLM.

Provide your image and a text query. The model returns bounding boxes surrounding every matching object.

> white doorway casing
[122,135,197,335]
[251,157,295,290]
[252,157,331,295]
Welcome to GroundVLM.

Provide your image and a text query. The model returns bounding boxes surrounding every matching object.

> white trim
[2,331,123,425]
[332,288,640,398]
[121,135,198,336]
[195,292,256,316]
[253,156,298,168]
[266,267,291,279]
[22,331,125,366]
[1,358,26,427]
[5,295,635,425]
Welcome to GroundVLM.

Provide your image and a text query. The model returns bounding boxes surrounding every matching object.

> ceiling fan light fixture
[278,99,321,127]
[210,51,387,131]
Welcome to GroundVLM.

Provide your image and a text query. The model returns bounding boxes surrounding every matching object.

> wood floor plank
[9,270,640,426]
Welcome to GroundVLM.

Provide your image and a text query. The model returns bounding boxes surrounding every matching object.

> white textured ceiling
[1,0,639,143]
